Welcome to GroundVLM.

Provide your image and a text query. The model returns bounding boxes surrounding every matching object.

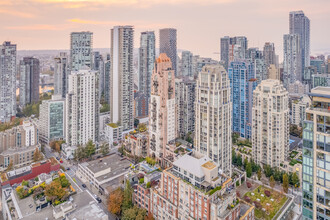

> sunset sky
[1,0,329,60]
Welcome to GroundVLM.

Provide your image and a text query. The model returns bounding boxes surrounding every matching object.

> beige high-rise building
[252,79,289,167]
[292,95,311,127]
[149,54,176,165]
[268,64,280,80]
[195,65,232,176]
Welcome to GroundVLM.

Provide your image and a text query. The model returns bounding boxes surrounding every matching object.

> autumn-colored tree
[55,142,61,152]
[282,174,289,193]
[122,206,146,220]
[33,147,43,162]
[145,212,155,220]
[44,181,67,203]
[270,176,275,191]
[108,188,124,215]
[6,160,13,171]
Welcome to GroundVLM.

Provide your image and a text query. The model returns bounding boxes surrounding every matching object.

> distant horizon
[2,0,329,61]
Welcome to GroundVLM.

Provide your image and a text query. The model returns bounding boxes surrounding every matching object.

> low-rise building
[105,123,123,147]
[77,153,131,194]
[123,131,149,157]
[134,152,254,220]
[0,119,41,169]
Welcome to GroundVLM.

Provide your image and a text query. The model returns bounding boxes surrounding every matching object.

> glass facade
[228,61,257,139]
[302,91,330,220]
[49,102,64,140]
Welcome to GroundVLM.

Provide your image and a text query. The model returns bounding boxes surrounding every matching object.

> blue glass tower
[228,61,257,139]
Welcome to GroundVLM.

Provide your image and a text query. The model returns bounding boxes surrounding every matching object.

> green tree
[236,154,242,167]
[257,169,262,181]
[292,172,300,187]
[264,165,273,178]
[270,176,275,191]
[100,144,109,156]
[282,174,289,193]
[232,149,237,165]
[58,175,70,188]
[246,162,252,178]
[74,145,86,161]
[85,140,96,158]
[122,206,146,220]
[122,181,133,212]
[244,157,248,169]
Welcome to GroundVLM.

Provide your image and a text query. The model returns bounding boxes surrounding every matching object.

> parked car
[96,197,102,203]
[66,167,70,170]
[82,184,87,188]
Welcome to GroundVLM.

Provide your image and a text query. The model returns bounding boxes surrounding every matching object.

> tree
[107,188,124,215]
[74,145,86,161]
[282,174,289,193]
[54,142,61,152]
[145,212,155,220]
[33,147,43,162]
[6,160,13,171]
[264,164,273,178]
[292,172,300,187]
[58,175,70,188]
[244,157,248,170]
[257,169,262,181]
[85,140,96,158]
[270,176,275,191]
[100,144,109,156]
[137,123,147,133]
[246,162,252,178]
[122,181,133,212]
[122,206,146,220]
[236,154,242,167]
[45,181,67,203]
[232,149,237,165]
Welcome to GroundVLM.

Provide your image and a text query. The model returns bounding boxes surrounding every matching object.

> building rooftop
[172,152,214,178]
[68,201,107,220]
[310,86,330,98]
[82,154,131,175]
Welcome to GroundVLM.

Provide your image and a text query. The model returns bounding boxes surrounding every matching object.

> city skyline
[1,0,329,60]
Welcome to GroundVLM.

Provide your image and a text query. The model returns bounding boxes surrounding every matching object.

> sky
[0,0,329,60]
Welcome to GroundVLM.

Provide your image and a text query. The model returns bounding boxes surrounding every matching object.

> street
[43,145,117,220]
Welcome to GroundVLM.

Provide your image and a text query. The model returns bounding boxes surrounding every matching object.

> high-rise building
[104,54,111,104]
[175,77,196,138]
[39,95,65,144]
[159,28,177,76]
[139,31,155,99]
[180,51,193,77]
[110,26,134,132]
[220,36,248,70]
[19,57,40,106]
[312,73,330,88]
[268,64,280,80]
[254,58,268,84]
[228,61,257,139]
[292,95,311,128]
[149,54,176,164]
[289,11,310,70]
[195,65,232,176]
[0,41,16,123]
[263,42,277,68]
[301,87,330,220]
[283,34,302,86]
[93,52,105,99]
[65,69,99,146]
[252,79,289,167]
[134,91,148,118]
[192,56,218,77]
[54,52,69,98]
[70,31,93,71]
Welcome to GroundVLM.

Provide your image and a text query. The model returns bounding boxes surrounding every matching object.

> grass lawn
[243,185,287,220]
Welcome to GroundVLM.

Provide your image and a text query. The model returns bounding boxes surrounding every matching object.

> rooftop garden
[243,185,287,220]
[289,151,298,159]
[0,118,21,132]
[108,123,118,128]
[15,172,74,206]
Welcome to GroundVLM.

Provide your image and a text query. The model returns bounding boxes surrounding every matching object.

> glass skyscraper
[302,87,330,220]
[228,61,257,139]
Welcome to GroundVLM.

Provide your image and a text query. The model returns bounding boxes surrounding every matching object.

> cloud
[0,9,36,18]
[68,18,169,29]
[5,24,74,31]
[31,0,234,8]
